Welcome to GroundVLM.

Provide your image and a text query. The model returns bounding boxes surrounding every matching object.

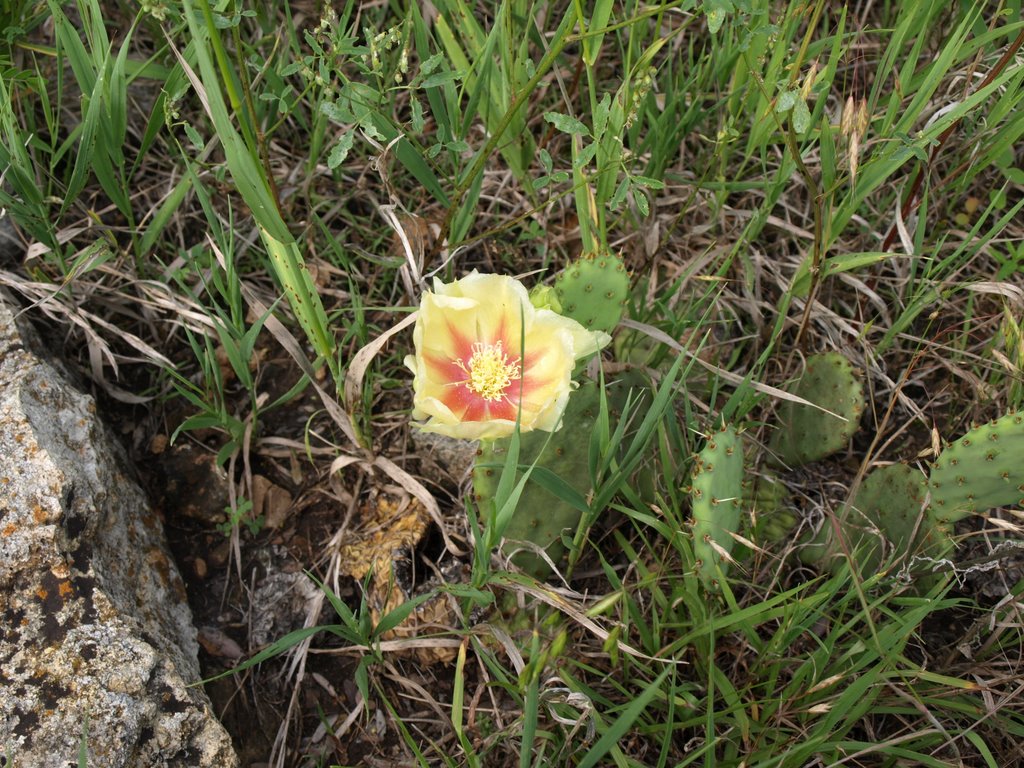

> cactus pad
[928,411,1024,527]
[770,352,865,466]
[801,464,929,572]
[473,382,600,576]
[794,411,1024,583]
[554,250,629,333]
[747,472,796,545]
[690,425,744,587]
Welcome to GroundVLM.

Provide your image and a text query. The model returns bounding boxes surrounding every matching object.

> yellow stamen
[455,341,521,401]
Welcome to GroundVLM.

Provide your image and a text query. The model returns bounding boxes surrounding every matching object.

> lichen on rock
[0,291,238,768]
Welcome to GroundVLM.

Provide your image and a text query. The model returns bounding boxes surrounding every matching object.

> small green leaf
[535,171,570,188]
[543,111,589,136]
[704,0,734,34]
[539,147,553,174]
[776,89,797,113]
[632,175,665,189]
[632,186,650,216]
[421,70,462,88]
[609,176,630,210]
[360,119,384,142]
[183,122,203,149]
[1002,166,1024,185]
[792,97,812,134]
[328,132,355,169]
[420,52,444,75]
[410,97,425,133]
[574,140,599,168]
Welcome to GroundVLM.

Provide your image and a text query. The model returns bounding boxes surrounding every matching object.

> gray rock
[0,291,238,767]
[410,430,478,484]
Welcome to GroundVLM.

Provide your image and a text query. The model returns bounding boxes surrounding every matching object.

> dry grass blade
[308,637,464,656]
[342,310,418,416]
[0,269,172,402]
[490,573,686,666]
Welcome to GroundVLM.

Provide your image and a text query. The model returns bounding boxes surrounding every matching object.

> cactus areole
[405,272,610,440]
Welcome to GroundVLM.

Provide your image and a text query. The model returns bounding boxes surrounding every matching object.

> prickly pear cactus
[747,472,796,545]
[928,411,1024,528]
[554,250,629,334]
[690,425,744,588]
[473,382,600,577]
[770,352,865,466]
[801,464,929,571]
[788,412,1024,582]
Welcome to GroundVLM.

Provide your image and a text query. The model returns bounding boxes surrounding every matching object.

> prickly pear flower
[404,272,610,440]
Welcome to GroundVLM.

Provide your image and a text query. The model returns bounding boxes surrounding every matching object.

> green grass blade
[578,667,670,768]
[179,0,293,243]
